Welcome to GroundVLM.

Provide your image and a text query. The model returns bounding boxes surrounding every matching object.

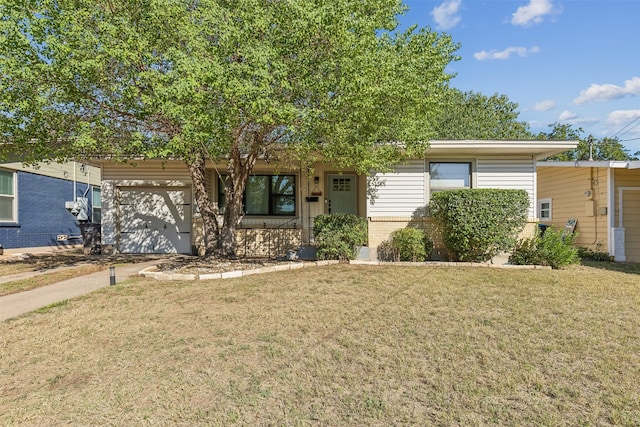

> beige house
[96,140,576,258]
[537,161,640,263]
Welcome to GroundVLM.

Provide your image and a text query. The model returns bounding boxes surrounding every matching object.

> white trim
[0,168,17,223]
[538,198,552,221]
[537,160,634,169]
[608,168,615,255]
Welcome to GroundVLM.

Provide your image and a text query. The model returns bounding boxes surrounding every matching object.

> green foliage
[0,0,460,258]
[432,89,532,140]
[378,227,433,262]
[510,228,580,269]
[313,214,368,260]
[428,189,529,262]
[538,123,638,161]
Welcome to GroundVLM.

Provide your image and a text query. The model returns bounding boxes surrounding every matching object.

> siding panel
[477,159,535,218]
[367,160,425,217]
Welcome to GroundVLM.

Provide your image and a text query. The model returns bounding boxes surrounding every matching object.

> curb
[139,260,340,281]
[138,258,551,281]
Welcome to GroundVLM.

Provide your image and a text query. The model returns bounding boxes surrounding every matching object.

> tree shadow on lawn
[0,251,166,272]
[580,259,640,275]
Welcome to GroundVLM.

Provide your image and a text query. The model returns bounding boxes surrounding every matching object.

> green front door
[327,174,357,215]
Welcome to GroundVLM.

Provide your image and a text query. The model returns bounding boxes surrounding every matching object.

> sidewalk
[0,261,158,321]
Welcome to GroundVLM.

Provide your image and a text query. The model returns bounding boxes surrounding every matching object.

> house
[0,161,101,252]
[96,140,577,257]
[537,160,640,263]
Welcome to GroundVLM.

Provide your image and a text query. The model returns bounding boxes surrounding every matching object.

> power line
[616,120,640,138]
[611,115,640,138]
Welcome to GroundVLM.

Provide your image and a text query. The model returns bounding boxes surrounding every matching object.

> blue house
[0,161,101,251]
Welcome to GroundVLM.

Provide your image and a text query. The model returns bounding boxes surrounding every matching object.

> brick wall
[0,172,93,249]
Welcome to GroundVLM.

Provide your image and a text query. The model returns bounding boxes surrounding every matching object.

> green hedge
[428,189,529,262]
[313,213,368,260]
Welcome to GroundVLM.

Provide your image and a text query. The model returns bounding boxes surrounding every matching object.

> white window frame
[0,169,16,223]
[91,186,102,223]
[538,198,552,221]
[428,161,472,195]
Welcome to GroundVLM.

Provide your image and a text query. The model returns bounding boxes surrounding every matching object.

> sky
[397,0,640,154]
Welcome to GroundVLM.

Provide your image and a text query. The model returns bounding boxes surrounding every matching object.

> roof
[426,140,578,159]
[537,160,640,169]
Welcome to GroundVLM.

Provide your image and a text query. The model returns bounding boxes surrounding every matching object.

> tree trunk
[189,129,265,259]
[187,151,220,257]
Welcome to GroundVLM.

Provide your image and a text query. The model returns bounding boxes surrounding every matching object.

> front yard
[1,264,639,425]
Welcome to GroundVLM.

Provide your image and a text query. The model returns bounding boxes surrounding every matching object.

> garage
[118,187,192,254]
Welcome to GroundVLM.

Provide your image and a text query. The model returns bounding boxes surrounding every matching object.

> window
[218,175,296,216]
[0,169,15,222]
[429,162,471,193]
[92,186,102,223]
[538,198,552,221]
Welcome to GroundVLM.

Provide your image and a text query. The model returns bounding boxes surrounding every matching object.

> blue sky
[397,0,640,153]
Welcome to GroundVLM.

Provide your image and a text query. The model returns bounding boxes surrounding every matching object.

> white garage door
[118,187,192,254]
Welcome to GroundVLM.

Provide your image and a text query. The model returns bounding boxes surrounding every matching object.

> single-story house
[96,140,577,258]
[0,161,101,251]
[537,160,640,263]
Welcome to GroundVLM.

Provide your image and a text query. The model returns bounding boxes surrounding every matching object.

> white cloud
[474,46,540,61]
[573,77,640,105]
[534,99,556,111]
[431,0,462,30]
[606,110,640,125]
[511,0,559,26]
[559,110,577,121]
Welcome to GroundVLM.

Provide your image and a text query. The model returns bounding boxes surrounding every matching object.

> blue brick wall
[0,171,95,249]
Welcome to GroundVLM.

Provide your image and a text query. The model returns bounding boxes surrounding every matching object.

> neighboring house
[96,140,576,258]
[537,160,640,263]
[0,161,101,251]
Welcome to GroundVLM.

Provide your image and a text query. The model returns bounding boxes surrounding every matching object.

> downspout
[589,167,598,246]
[607,167,615,255]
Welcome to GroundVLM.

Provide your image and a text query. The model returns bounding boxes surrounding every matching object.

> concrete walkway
[0,261,158,321]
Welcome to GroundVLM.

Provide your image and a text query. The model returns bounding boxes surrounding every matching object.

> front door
[327,174,357,215]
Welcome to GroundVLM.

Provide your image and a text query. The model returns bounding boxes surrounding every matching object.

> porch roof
[426,140,578,159]
[537,160,640,169]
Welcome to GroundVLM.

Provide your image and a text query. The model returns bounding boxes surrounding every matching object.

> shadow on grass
[580,259,640,275]
[0,250,167,272]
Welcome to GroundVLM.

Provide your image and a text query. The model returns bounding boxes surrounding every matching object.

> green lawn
[1,264,639,425]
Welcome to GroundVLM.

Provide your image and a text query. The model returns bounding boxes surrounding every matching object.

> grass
[1,264,639,425]
[0,264,106,296]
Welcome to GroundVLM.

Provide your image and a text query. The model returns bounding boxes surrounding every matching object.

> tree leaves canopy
[0,0,460,171]
[537,123,638,161]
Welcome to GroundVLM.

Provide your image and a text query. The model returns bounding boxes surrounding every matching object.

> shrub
[577,246,613,262]
[388,227,433,262]
[428,189,529,262]
[313,213,368,260]
[510,227,580,269]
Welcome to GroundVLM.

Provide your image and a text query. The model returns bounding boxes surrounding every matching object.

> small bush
[577,246,613,262]
[313,213,368,260]
[389,228,433,262]
[510,227,580,269]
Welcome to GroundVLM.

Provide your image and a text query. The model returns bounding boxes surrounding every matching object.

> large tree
[0,0,459,258]
[431,89,532,140]
[537,123,638,161]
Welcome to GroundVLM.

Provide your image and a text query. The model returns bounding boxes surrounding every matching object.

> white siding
[367,160,425,217]
[101,160,191,183]
[476,158,535,218]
